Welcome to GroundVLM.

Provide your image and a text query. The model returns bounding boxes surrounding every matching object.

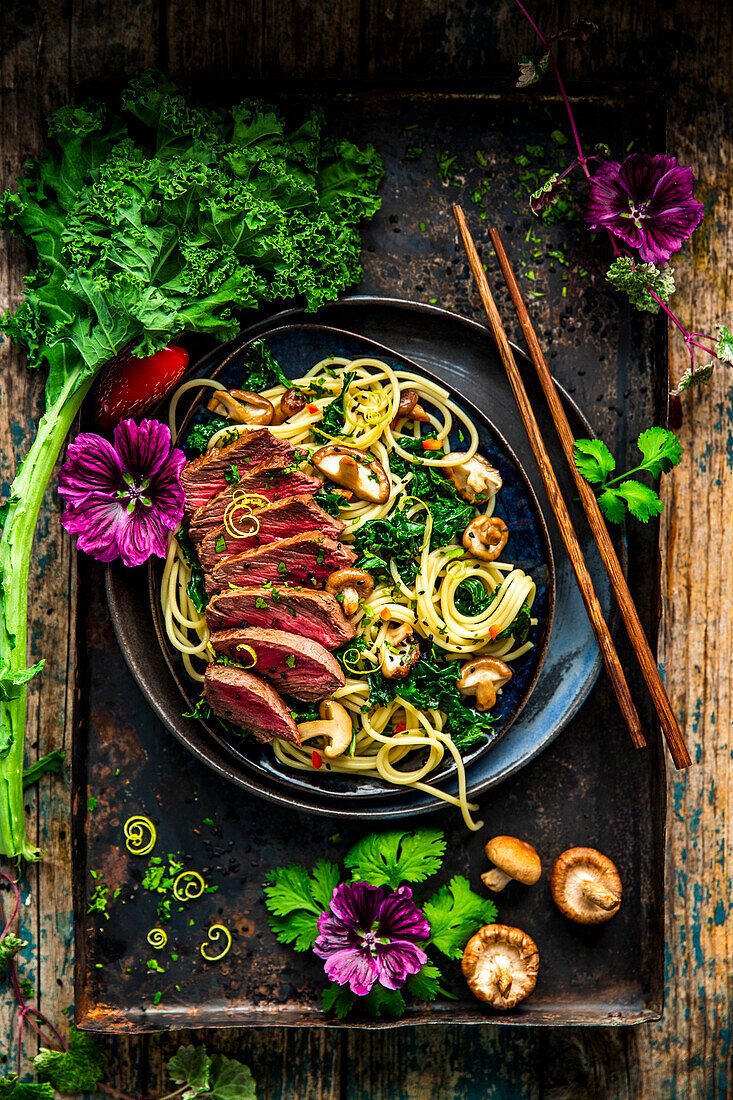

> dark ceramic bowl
[146,322,555,800]
[108,297,615,820]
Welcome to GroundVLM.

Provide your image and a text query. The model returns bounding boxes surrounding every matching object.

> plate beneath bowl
[107,296,618,820]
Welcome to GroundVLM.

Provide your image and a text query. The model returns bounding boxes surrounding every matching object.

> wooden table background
[1,1,731,1096]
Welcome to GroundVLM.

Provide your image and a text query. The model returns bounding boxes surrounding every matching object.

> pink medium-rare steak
[182,428,298,514]
[205,587,357,648]
[203,665,300,744]
[188,464,323,542]
[198,495,345,572]
[210,628,345,702]
[205,533,357,594]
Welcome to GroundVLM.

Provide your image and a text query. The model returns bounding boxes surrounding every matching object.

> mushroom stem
[481,867,513,892]
[582,877,621,911]
[494,960,514,999]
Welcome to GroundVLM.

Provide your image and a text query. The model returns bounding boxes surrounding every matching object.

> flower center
[117,472,153,512]
[358,919,389,956]
[626,199,650,227]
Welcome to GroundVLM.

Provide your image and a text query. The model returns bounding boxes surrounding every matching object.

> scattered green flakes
[525,143,544,157]
[94,963,103,969]
[175,984,181,991]
[418,221,426,232]
[125,967,132,974]
[526,270,536,281]
[474,149,488,167]
[114,768,120,776]
[626,139,635,152]
[514,153,530,167]
[87,872,111,920]
[405,145,423,160]
[429,298,437,305]
[171,953,179,961]
[147,959,165,974]
[19,978,34,999]
[142,853,184,921]
[203,817,214,826]
[189,919,195,927]
[551,130,568,145]
[561,286,567,297]
[546,247,570,267]
[153,992,162,1005]
[87,797,98,812]
[578,268,588,277]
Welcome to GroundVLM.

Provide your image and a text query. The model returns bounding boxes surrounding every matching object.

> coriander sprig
[574,426,683,524]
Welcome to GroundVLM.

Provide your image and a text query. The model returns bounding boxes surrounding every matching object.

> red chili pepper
[394,721,407,734]
[311,750,323,769]
[489,625,498,640]
[390,418,399,430]
[93,344,190,429]
[422,438,441,451]
[307,403,319,415]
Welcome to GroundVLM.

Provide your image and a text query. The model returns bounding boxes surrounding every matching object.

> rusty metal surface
[73,87,666,1031]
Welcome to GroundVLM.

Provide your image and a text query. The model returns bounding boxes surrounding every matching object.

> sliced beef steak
[206,533,357,594]
[198,495,344,572]
[205,586,357,648]
[189,464,323,542]
[203,665,300,744]
[182,428,299,515]
[211,628,345,701]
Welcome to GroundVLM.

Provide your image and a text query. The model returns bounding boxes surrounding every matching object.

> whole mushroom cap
[482,835,542,891]
[550,847,622,925]
[461,924,539,1009]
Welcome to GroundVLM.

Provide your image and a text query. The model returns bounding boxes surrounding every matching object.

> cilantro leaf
[405,963,447,1002]
[264,859,338,951]
[597,487,629,524]
[606,256,676,313]
[344,830,446,888]
[636,426,683,476]
[616,480,664,522]
[422,875,498,960]
[322,983,357,1019]
[573,438,615,485]
[168,1046,211,1100]
[0,1077,55,1100]
[716,324,733,364]
[34,1027,106,1093]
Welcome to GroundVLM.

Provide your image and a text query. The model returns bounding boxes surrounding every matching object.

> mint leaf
[0,1076,55,1100]
[529,172,567,216]
[423,875,497,960]
[597,488,628,524]
[34,1027,106,1093]
[0,933,27,970]
[208,1054,257,1100]
[616,480,664,522]
[168,1046,212,1100]
[636,427,683,476]
[606,257,675,313]
[516,52,549,88]
[717,324,733,363]
[670,360,715,395]
[573,438,615,485]
[344,830,446,889]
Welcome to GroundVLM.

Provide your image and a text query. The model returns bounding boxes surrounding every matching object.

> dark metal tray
[73,87,666,1031]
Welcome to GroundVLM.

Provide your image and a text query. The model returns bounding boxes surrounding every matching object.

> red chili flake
[311,750,323,769]
[390,418,399,430]
[307,403,319,415]
[422,438,441,451]
[489,625,498,640]
[394,721,407,734]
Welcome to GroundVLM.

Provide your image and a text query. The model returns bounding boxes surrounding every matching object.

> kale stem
[0,369,93,860]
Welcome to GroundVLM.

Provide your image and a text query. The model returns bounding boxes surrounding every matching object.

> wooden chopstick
[453,204,647,752]
[487,226,691,771]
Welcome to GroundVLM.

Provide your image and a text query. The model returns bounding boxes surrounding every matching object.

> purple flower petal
[58,434,125,507]
[322,947,379,996]
[329,882,386,929]
[585,153,704,264]
[61,499,128,563]
[114,418,175,480]
[376,886,431,941]
[375,940,428,990]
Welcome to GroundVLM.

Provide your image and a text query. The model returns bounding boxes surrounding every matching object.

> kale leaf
[316,371,356,438]
[239,339,291,391]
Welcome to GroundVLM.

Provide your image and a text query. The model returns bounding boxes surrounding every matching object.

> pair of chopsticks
[453,205,691,770]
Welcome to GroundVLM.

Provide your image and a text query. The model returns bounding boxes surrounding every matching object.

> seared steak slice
[182,428,299,515]
[206,533,357,594]
[198,495,345,572]
[211,628,345,702]
[205,587,357,648]
[203,665,300,744]
[189,464,323,542]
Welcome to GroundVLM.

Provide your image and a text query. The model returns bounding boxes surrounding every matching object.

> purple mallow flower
[58,418,185,568]
[313,882,430,996]
[585,153,704,264]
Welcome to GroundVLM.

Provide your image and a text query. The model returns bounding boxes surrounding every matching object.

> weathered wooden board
[0,0,731,1096]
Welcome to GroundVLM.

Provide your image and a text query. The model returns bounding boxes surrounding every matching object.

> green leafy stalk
[0,370,93,859]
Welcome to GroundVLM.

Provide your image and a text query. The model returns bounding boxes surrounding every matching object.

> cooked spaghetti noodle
[161,355,540,829]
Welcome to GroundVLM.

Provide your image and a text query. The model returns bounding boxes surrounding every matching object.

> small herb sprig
[574,426,683,523]
[264,829,496,1020]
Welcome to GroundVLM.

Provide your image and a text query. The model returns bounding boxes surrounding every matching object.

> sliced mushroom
[461,924,539,1009]
[325,568,375,616]
[463,515,509,562]
[395,388,430,422]
[312,445,390,504]
[456,657,512,712]
[272,387,306,424]
[297,699,353,759]
[379,623,420,679]
[482,836,542,892]
[207,389,274,425]
[445,453,503,504]
[550,848,622,924]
